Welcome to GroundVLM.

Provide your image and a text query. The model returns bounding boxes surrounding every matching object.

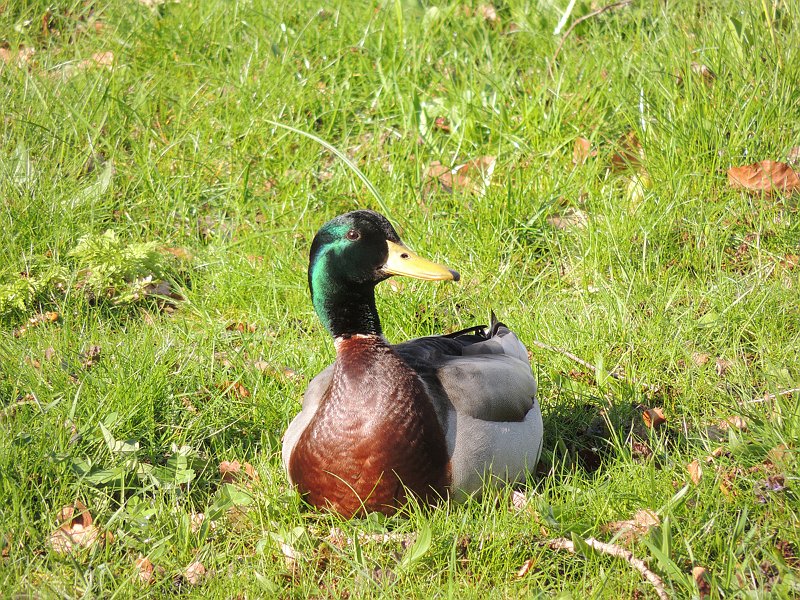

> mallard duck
[282,210,543,517]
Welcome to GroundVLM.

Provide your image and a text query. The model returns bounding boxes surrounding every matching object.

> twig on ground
[550,0,633,72]
[531,340,625,381]
[746,387,800,404]
[0,394,39,422]
[549,536,670,600]
[531,340,663,396]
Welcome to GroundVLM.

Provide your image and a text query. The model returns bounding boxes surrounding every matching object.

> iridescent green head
[308,210,459,338]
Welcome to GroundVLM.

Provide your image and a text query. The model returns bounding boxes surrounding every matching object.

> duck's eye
[345,229,361,241]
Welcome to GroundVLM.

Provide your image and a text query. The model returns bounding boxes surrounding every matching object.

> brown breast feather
[288,336,451,517]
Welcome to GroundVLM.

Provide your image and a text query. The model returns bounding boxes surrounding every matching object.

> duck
[282,210,543,518]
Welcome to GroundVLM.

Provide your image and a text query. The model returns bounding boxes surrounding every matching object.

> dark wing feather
[394,322,536,423]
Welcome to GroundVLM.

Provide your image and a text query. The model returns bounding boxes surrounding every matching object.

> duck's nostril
[400,253,409,259]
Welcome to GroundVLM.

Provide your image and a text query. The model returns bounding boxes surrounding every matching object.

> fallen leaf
[190,512,217,534]
[510,490,530,513]
[13,311,60,337]
[690,62,716,85]
[767,444,790,466]
[692,566,711,598]
[727,161,800,196]
[387,279,405,293]
[135,555,155,584]
[691,352,710,366]
[44,347,56,361]
[219,460,258,484]
[517,558,535,578]
[49,501,102,554]
[715,357,733,377]
[433,117,450,133]
[279,541,299,571]
[547,207,588,230]
[780,254,799,270]
[722,415,747,431]
[226,321,257,333]
[603,509,660,542]
[80,345,102,369]
[423,156,496,197]
[704,447,730,463]
[161,246,193,260]
[217,381,250,398]
[688,460,703,485]
[1,46,35,67]
[478,4,499,24]
[184,560,206,585]
[642,407,666,429]
[573,137,597,165]
[610,131,643,171]
[719,468,738,498]
[787,147,800,166]
[776,540,800,569]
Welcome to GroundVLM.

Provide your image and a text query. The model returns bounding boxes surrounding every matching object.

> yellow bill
[384,240,460,281]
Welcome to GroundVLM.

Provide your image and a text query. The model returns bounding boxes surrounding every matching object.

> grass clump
[1,0,799,598]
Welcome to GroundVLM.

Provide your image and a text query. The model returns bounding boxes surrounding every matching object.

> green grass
[2,0,799,597]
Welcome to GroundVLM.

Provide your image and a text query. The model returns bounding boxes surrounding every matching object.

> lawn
[1,0,799,597]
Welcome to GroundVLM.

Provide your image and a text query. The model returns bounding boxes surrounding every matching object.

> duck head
[308,210,459,338]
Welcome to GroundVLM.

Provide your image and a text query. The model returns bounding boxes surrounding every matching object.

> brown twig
[531,340,625,382]
[549,536,670,600]
[551,0,634,71]
[746,387,800,404]
[0,394,39,421]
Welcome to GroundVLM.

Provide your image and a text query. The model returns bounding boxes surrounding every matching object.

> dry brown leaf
[478,4,499,24]
[80,345,102,369]
[610,131,643,171]
[727,161,800,196]
[189,512,217,534]
[510,490,530,513]
[787,147,800,166]
[279,541,299,571]
[704,447,730,464]
[423,156,496,197]
[691,352,710,366]
[690,62,716,85]
[226,321,257,333]
[780,254,799,270]
[135,555,155,584]
[217,381,250,398]
[547,207,588,230]
[573,137,597,165]
[722,415,748,431]
[715,357,733,377]
[1,46,35,67]
[162,246,193,260]
[767,444,790,466]
[688,460,703,485]
[13,311,60,337]
[49,501,102,554]
[387,278,405,293]
[184,560,206,585]
[517,558,535,578]
[219,460,258,484]
[642,407,666,429]
[433,117,450,133]
[603,509,660,542]
[692,566,711,598]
